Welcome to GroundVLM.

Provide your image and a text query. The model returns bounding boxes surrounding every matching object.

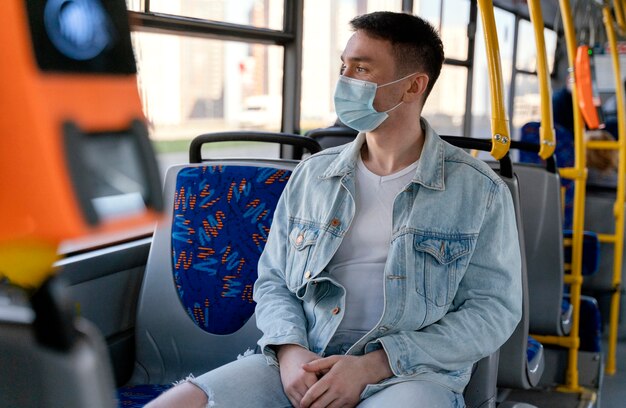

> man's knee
[145,382,208,408]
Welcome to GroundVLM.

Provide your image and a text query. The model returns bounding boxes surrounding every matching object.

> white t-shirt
[326,154,418,339]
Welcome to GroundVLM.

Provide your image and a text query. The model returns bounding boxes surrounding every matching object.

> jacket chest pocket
[286,225,320,290]
[413,234,474,307]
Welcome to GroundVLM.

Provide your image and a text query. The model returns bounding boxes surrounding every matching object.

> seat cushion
[171,165,291,335]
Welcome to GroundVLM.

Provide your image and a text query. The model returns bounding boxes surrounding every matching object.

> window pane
[516,19,537,72]
[300,0,401,132]
[516,22,557,74]
[544,28,557,74]
[149,0,284,30]
[132,32,283,171]
[423,64,468,136]
[413,0,441,28]
[471,7,514,139]
[125,0,142,11]
[440,0,469,61]
[512,73,540,131]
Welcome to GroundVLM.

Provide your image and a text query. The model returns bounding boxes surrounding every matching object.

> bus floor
[503,338,626,408]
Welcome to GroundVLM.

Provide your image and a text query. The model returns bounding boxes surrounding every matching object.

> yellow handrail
[477,0,510,160]
[528,0,556,159]
[601,5,625,376]
[558,0,587,392]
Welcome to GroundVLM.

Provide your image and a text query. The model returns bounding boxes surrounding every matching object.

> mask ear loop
[377,71,419,89]
[378,72,418,113]
[383,100,404,113]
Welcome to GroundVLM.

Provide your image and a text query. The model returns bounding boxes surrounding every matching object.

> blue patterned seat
[118,162,294,407]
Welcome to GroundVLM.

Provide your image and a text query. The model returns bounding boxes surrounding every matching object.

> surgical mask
[333,72,417,132]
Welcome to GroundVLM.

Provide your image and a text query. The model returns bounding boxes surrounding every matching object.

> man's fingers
[302,355,339,373]
[299,380,329,408]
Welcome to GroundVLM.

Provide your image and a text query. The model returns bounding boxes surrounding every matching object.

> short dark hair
[350,11,444,99]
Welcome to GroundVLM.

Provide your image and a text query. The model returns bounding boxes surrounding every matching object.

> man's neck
[361,118,424,176]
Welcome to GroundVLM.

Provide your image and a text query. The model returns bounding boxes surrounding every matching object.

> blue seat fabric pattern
[171,165,291,335]
[117,384,173,407]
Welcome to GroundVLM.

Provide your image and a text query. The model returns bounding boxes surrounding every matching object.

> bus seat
[493,170,545,390]
[463,352,500,408]
[519,122,575,229]
[514,163,570,336]
[563,230,600,276]
[440,136,543,398]
[117,132,320,407]
[305,125,358,149]
[562,294,602,352]
[584,190,625,289]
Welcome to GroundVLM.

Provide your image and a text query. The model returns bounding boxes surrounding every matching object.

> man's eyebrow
[340,55,374,63]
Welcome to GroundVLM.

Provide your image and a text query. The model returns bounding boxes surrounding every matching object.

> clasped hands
[276,344,392,408]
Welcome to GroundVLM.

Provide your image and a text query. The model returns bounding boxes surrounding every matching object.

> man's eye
[356,66,366,73]
[339,65,346,74]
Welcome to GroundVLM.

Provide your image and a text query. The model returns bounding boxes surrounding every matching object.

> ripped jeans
[188,335,465,408]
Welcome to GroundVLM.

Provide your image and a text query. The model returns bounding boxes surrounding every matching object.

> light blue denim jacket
[253,119,522,396]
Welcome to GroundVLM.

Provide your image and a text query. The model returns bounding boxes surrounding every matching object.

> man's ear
[405,74,429,102]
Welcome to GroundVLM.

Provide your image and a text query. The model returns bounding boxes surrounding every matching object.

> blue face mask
[333,72,417,132]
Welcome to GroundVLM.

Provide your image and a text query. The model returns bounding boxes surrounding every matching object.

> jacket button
[304,271,311,279]
[296,234,304,245]
[330,218,341,227]
[378,326,388,333]
[331,307,341,315]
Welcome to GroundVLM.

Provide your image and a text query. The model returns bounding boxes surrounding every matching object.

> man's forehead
[341,31,394,62]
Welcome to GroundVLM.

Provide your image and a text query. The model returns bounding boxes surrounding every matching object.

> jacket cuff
[258,334,309,365]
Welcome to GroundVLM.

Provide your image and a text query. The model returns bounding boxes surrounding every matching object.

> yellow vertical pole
[557,0,586,392]
[476,0,510,160]
[601,6,625,376]
[527,0,556,160]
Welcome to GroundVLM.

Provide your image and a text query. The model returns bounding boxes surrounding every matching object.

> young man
[148,11,521,408]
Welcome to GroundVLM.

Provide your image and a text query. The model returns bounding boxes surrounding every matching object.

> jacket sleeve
[369,180,523,375]
[253,172,310,364]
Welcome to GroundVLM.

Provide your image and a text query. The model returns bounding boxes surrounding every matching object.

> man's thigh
[189,354,292,408]
[358,380,465,408]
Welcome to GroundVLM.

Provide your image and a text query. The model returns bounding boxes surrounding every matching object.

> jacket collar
[320,118,445,191]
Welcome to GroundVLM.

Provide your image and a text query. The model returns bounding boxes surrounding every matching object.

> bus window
[131,32,283,171]
[413,0,441,28]
[516,20,558,74]
[300,0,401,132]
[471,7,514,139]
[513,73,540,130]
[423,64,468,136]
[148,0,284,30]
[440,0,470,61]
[125,0,141,11]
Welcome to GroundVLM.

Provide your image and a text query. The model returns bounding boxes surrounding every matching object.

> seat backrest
[519,122,575,229]
[493,170,545,389]
[305,126,358,149]
[584,191,622,290]
[463,352,499,408]
[129,160,296,385]
[514,164,567,336]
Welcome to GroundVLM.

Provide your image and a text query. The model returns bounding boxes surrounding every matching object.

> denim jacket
[253,119,522,396]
